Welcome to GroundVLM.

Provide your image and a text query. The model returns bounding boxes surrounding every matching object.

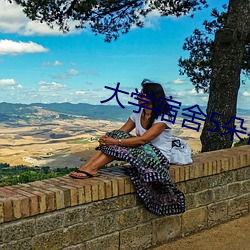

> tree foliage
[233,137,249,147]
[8,0,208,41]
[179,5,250,93]
[9,0,250,152]
[200,0,250,152]
[0,165,78,186]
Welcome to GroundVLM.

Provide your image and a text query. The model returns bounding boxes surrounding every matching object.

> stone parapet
[0,145,249,249]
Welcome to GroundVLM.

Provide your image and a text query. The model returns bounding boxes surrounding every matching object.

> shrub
[233,137,249,147]
[0,165,78,187]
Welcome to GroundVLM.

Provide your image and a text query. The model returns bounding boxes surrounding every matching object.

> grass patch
[0,162,124,187]
[0,163,77,187]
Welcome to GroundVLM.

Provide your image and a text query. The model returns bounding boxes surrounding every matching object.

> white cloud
[243,91,250,97]
[172,79,185,84]
[188,89,198,95]
[188,89,207,95]
[38,81,68,91]
[43,60,63,66]
[164,86,209,108]
[0,78,24,91]
[52,74,68,80]
[68,69,80,76]
[0,78,16,85]
[144,9,161,29]
[17,84,24,89]
[82,70,99,76]
[75,91,86,95]
[175,91,186,97]
[0,0,83,36]
[0,39,48,55]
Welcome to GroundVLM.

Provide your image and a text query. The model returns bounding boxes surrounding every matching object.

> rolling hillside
[0,102,249,125]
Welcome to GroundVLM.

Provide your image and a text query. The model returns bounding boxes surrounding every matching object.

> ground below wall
[0,145,249,249]
[152,213,250,250]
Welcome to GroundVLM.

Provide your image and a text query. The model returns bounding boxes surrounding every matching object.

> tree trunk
[200,0,250,152]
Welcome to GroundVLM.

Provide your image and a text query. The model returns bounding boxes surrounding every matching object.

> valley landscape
[0,102,249,168]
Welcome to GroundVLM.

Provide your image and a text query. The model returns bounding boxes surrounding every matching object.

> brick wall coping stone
[0,145,249,224]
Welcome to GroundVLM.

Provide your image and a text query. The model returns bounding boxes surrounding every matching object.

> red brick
[44,190,56,211]
[47,187,64,210]
[193,164,200,179]
[100,174,119,197]
[83,179,104,201]
[20,184,55,212]
[29,180,48,187]
[212,160,217,175]
[214,158,221,173]
[98,181,105,200]
[56,178,85,205]
[189,165,195,179]
[0,198,12,222]
[11,189,38,216]
[185,165,191,180]
[208,161,213,175]
[95,176,112,199]
[124,177,131,194]
[104,180,112,198]
[20,196,30,217]
[82,183,92,203]
[0,187,16,198]
[130,183,136,193]
[198,163,205,177]
[0,200,4,223]
[12,197,22,220]
[32,190,47,214]
[61,185,78,206]
[116,176,125,195]
[247,153,250,166]
[55,185,72,207]
[91,183,99,201]
[169,167,176,182]
[174,167,180,183]
[240,154,247,167]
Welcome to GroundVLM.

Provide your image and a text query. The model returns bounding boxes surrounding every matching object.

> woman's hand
[98,136,117,147]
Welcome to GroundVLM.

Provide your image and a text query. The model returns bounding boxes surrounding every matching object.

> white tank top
[130,110,172,161]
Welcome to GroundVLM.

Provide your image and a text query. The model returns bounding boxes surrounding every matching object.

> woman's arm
[100,122,168,147]
[118,118,135,133]
[98,118,135,145]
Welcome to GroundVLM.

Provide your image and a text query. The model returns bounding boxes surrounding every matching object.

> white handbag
[170,136,193,165]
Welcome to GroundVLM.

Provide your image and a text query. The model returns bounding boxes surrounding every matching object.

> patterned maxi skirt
[97,130,185,216]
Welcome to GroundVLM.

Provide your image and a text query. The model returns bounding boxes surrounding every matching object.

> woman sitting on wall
[69,79,185,216]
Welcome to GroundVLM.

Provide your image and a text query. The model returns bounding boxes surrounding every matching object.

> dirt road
[152,214,250,250]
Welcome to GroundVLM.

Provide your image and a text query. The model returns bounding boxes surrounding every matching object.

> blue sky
[0,0,249,108]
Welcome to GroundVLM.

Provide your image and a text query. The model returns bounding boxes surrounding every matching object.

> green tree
[8,0,250,152]
[199,0,250,152]
[8,0,208,42]
[179,5,250,92]
[179,2,250,152]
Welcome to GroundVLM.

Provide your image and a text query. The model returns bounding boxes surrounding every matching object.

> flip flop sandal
[69,169,100,179]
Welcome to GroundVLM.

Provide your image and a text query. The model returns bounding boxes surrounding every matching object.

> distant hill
[31,102,134,122]
[0,102,135,124]
[0,102,249,124]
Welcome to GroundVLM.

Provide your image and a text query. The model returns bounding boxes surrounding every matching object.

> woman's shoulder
[130,110,142,121]
[153,114,172,128]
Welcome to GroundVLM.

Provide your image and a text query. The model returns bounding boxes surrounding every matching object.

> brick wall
[0,145,250,250]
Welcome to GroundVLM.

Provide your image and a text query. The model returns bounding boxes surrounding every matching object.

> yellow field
[0,116,248,167]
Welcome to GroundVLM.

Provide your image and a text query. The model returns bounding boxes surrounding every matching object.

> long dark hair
[141,79,170,129]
